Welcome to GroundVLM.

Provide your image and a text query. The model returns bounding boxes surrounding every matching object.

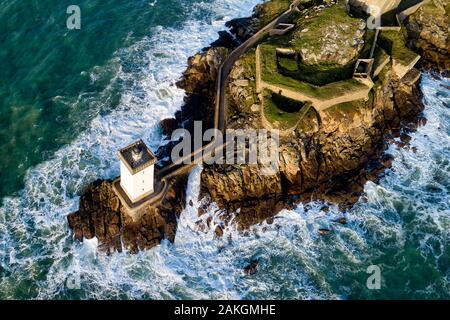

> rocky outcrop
[405,0,450,72]
[67,175,188,253]
[176,47,229,95]
[292,2,366,66]
[67,180,122,253]
[201,66,424,228]
[68,0,444,251]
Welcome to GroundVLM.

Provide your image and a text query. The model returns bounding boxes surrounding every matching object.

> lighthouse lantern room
[118,139,157,203]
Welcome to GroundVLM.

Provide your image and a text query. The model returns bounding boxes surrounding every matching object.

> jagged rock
[334,217,348,225]
[201,66,424,227]
[67,180,122,254]
[405,0,450,72]
[214,225,224,238]
[243,260,259,275]
[210,31,239,49]
[176,47,230,95]
[292,3,366,66]
[68,175,189,253]
[159,118,177,137]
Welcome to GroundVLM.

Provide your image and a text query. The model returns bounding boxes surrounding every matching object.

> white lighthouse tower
[118,139,157,203]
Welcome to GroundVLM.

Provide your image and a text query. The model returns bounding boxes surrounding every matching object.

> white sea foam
[1,0,449,299]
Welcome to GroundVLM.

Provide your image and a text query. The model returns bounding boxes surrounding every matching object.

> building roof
[118,139,157,174]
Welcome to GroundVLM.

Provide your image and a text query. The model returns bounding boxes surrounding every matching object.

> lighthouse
[118,139,157,203]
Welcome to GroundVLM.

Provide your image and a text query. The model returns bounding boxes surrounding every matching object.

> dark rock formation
[67,180,122,253]
[67,175,188,253]
[226,17,258,42]
[176,47,229,95]
[243,260,259,275]
[121,175,188,253]
[159,118,178,137]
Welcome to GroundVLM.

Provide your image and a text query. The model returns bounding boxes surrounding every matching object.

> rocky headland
[68,0,449,252]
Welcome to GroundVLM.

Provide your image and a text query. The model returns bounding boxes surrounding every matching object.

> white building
[118,139,157,203]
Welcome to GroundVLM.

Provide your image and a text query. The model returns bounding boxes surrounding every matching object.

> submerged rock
[318,228,331,235]
[334,217,348,225]
[214,225,224,238]
[243,260,259,276]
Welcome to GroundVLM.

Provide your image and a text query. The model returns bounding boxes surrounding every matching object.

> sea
[0,0,449,299]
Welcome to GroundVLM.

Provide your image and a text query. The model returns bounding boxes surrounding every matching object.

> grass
[239,50,257,79]
[359,29,377,59]
[263,89,307,130]
[372,45,390,75]
[278,56,298,72]
[271,0,365,85]
[282,60,356,86]
[378,29,418,66]
[272,92,304,112]
[290,1,362,54]
[259,44,368,100]
[256,0,293,26]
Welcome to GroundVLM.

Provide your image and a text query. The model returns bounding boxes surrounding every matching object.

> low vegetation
[378,29,418,66]
[263,89,307,130]
[259,44,368,100]
[290,1,362,55]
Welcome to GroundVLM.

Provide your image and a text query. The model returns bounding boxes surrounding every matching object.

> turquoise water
[0,0,449,299]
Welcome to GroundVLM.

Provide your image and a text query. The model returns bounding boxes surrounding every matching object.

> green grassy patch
[259,44,368,100]
[263,89,307,130]
[372,45,390,74]
[281,60,356,86]
[268,0,365,85]
[239,50,257,79]
[360,29,377,59]
[232,51,258,112]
